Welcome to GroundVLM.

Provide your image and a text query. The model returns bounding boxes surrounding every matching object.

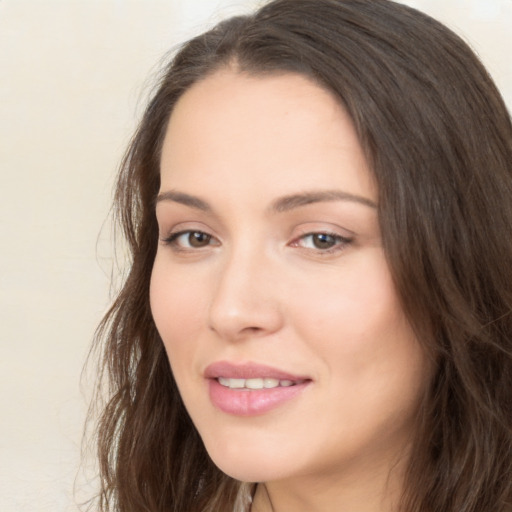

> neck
[250,457,407,512]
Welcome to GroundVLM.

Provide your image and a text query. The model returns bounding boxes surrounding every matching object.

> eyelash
[161,230,217,250]
[161,229,353,255]
[290,231,353,255]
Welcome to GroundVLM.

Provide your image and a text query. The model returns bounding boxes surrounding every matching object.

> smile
[205,362,311,416]
[217,377,303,389]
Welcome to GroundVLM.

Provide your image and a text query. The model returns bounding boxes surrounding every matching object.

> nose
[208,248,284,342]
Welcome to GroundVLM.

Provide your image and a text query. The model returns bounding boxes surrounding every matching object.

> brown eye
[188,231,212,247]
[163,230,216,249]
[293,232,352,254]
[311,233,337,249]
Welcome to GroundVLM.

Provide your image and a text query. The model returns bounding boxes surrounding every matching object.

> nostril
[246,326,264,333]
[208,323,264,336]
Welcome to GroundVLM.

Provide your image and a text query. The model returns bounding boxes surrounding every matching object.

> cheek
[291,251,425,397]
[292,251,404,351]
[149,257,208,367]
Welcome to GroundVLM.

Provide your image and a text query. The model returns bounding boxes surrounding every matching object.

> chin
[203,436,292,483]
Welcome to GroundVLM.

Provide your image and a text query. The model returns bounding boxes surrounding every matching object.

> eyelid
[158,221,354,256]
[160,228,220,250]
[157,219,216,242]
[289,227,354,255]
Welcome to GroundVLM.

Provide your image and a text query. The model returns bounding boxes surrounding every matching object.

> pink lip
[204,361,311,416]
[204,361,309,381]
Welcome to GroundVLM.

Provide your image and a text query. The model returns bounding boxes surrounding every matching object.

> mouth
[216,377,306,390]
[204,360,309,381]
[204,361,311,416]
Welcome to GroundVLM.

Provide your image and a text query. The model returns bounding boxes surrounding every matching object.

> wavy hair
[87,0,512,510]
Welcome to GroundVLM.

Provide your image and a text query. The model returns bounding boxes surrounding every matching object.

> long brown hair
[87,1,512,510]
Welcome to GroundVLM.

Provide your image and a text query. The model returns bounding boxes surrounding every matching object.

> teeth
[229,378,245,389]
[217,377,297,389]
[246,378,265,389]
[263,378,280,388]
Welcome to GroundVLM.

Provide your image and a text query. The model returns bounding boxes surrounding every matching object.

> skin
[150,69,431,512]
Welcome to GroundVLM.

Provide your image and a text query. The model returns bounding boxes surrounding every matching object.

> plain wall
[0,1,510,510]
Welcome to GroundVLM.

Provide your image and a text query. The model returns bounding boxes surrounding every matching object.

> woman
[89,0,512,511]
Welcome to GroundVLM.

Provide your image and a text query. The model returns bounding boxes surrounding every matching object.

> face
[150,70,430,487]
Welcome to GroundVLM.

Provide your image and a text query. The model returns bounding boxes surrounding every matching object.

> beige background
[0,1,510,510]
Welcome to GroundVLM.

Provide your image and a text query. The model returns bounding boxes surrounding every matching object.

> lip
[204,361,311,416]
[204,361,309,381]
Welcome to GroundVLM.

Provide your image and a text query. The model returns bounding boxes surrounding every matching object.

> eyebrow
[155,190,212,211]
[270,190,377,212]
[155,189,377,212]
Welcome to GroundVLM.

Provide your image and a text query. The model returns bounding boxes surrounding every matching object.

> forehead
[164,69,349,147]
[160,69,375,203]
